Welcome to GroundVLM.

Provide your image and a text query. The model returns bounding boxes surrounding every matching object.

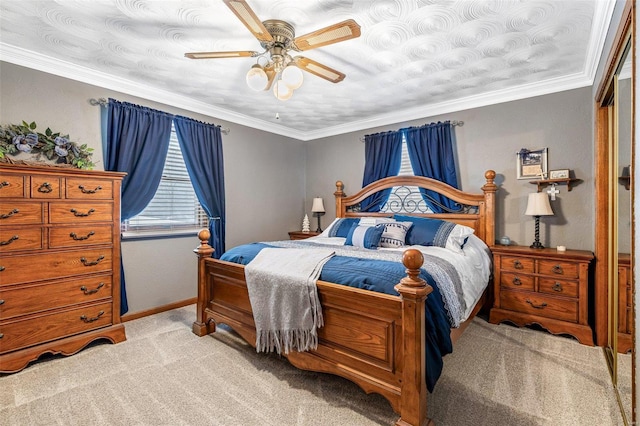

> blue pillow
[345,224,384,249]
[328,218,360,238]
[393,215,474,253]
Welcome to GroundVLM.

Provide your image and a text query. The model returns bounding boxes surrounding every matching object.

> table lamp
[311,197,325,232]
[525,192,554,249]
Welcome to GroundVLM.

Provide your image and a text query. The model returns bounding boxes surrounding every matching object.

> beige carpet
[0,306,624,426]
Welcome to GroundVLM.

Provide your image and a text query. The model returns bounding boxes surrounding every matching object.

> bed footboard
[193,230,434,426]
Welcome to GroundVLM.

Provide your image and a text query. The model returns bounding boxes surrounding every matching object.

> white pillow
[358,217,396,226]
[378,221,413,248]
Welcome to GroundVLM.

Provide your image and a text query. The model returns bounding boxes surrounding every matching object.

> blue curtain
[104,99,173,315]
[361,130,403,212]
[405,121,460,213]
[173,116,226,258]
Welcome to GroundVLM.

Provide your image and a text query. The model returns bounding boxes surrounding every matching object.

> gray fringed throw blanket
[244,247,335,355]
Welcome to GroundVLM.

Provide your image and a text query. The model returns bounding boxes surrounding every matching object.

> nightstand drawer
[538,278,578,298]
[500,256,534,273]
[500,290,578,323]
[538,260,578,278]
[500,272,534,290]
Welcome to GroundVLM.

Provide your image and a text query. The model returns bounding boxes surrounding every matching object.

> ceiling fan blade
[223,0,274,43]
[185,51,258,59]
[293,57,345,83]
[292,19,361,51]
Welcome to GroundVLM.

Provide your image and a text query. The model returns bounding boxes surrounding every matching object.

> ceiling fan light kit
[185,0,360,101]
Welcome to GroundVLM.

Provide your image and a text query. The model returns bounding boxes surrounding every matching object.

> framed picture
[549,169,570,179]
[517,147,548,179]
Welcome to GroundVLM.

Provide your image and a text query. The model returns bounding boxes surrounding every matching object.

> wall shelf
[530,178,580,192]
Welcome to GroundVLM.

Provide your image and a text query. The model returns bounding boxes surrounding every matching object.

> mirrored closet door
[595,2,634,424]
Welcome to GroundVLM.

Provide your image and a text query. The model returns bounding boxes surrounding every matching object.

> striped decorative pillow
[345,224,384,249]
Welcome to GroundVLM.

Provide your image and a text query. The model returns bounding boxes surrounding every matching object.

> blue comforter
[220,242,453,392]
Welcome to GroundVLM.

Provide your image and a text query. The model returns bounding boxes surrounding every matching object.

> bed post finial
[394,248,433,426]
[193,229,215,336]
[334,180,346,218]
[481,170,497,246]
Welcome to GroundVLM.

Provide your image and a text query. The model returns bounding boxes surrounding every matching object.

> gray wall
[0,61,306,314]
[306,87,594,251]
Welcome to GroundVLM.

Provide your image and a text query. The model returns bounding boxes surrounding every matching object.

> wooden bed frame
[192,170,497,426]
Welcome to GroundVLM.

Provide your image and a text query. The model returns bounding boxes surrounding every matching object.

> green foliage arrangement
[0,121,94,169]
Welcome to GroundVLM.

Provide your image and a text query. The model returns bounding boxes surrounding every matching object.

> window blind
[122,126,208,233]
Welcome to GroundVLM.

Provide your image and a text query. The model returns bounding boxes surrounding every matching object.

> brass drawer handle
[0,235,19,246]
[78,185,102,194]
[0,299,4,305]
[70,208,95,217]
[37,182,53,193]
[0,333,3,339]
[80,255,105,266]
[526,299,548,309]
[70,231,95,241]
[552,282,563,292]
[0,266,5,272]
[0,209,19,219]
[552,264,564,274]
[513,260,523,269]
[80,282,105,295]
[80,310,105,323]
[0,181,9,189]
[512,277,522,286]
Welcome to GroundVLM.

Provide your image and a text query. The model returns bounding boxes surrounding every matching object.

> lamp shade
[525,192,553,216]
[311,197,325,213]
[273,79,293,101]
[282,64,303,89]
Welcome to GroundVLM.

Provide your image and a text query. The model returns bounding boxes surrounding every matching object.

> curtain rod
[88,98,230,135]
[359,120,464,142]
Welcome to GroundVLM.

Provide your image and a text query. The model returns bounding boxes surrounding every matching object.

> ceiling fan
[185,0,361,100]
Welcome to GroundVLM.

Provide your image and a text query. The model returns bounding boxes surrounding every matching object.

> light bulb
[273,79,293,101]
[281,64,303,89]
[246,64,268,91]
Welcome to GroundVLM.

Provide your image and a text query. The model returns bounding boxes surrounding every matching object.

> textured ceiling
[0,0,615,141]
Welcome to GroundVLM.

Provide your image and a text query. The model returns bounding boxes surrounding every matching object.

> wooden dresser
[489,245,594,345]
[618,253,633,353]
[0,164,126,372]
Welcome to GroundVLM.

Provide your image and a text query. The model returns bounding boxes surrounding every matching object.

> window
[122,125,208,236]
[380,133,432,213]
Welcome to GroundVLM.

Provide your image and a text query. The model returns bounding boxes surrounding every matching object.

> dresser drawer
[0,248,112,286]
[500,290,578,323]
[0,275,112,319]
[538,278,578,298]
[30,176,62,199]
[500,256,534,273]
[538,260,578,279]
[500,272,534,290]
[49,202,113,224]
[0,202,43,226]
[0,227,43,252]
[49,224,113,248]
[66,178,113,200]
[0,174,26,198]
[0,301,113,354]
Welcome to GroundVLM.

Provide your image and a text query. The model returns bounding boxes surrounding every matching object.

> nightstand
[489,245,594,345]
[288,231,320,240]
